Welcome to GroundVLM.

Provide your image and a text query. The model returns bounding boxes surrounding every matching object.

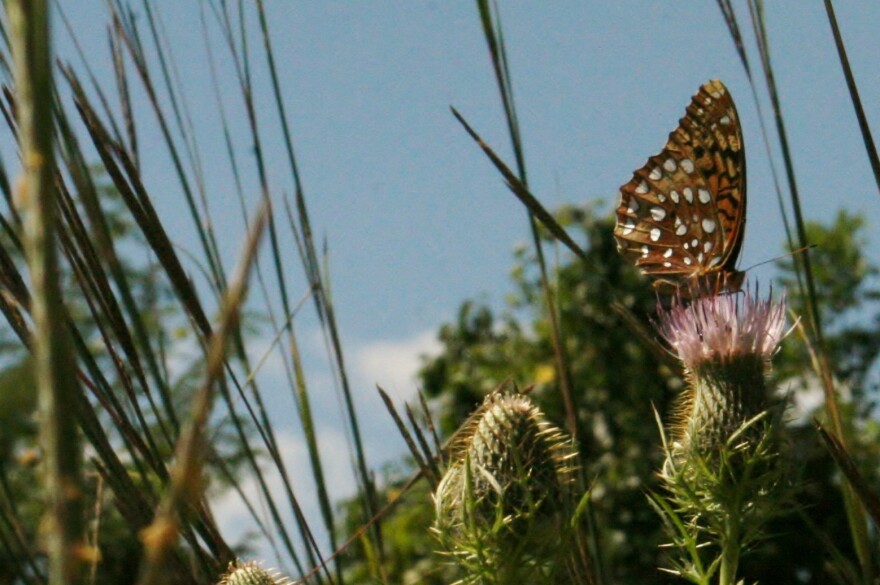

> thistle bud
[651,284,795,584]
[433,386,579,584]
[656,286,789,453]
[217,560,292,585]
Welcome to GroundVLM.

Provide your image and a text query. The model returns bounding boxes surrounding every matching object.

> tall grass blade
[377,387,436,486]
[8,2,85,582]
[449,107,587,263]
[815,421,880,530]
[715,0,803,293]
[745,1,873,577]
[822,0,880,197]
[474,0,579,439]
[137,202,269,585]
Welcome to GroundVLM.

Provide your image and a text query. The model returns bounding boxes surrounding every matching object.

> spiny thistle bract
[651,284,796,584]
[217,560,293,585]
[433,385,583,585]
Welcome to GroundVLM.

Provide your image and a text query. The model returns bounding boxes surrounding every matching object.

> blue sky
[58,0,880,568]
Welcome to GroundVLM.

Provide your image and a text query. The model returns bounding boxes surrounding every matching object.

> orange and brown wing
[613,79,747,291]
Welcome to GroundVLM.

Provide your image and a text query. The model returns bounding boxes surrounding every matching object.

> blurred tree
[776,209,880,402]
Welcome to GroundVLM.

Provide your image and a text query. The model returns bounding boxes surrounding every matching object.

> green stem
[718,518,740,585]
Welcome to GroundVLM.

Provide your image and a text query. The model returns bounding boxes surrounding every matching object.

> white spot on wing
[698,188,711,204]
[680,158,695,174]
[627,198,640,214]
[663,248,673,258]
[663,158,677,172]
[702,218,717,233]
[720,115,731,125]
[650,228,661,242]
[641,245,649,257]
[650,207,666,221]
[670,190,680,204]
[704,241,713,252]
[622,219,635,235]
[683,188,694,204]
[684,257,693,265]
[649,167,662,180]
[635,180,649,194]
[675,223,687,236]
[658,193,667,203]
[663,261,672,267]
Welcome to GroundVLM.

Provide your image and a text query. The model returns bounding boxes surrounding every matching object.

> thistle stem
[718,513,741,585]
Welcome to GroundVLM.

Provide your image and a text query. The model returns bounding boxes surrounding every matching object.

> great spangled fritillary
[614,79,746,296]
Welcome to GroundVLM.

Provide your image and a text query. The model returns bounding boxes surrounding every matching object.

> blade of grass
[104,3,226,303]
[814,420,880,530]
[822,0,880,198]
[245,0,383,570]
[67,35,318,564]
[450,107,587,264]
[716,0,803,294]
[377,387,436,487]
[404,401,442,486]
[204,4,340,577]
[8,2,85,582]
[55,103,180,435]
[474,0,580,442]
[744,2,872,576]
[417,390,444,467]
[137,201,269,585]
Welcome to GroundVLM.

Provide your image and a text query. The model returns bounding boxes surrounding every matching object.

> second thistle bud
[217,560,292,585]
[433,386,579,584]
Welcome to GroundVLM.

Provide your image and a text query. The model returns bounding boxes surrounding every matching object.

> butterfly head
[650,269,745,301]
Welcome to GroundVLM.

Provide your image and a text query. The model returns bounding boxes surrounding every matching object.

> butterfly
[613,79,747,297]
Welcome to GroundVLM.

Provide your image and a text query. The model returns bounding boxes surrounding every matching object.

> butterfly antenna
[743,243,817,272]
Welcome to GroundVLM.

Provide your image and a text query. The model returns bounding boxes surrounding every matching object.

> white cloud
[351,330,441,403]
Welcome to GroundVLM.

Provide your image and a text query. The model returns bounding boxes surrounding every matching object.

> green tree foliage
[776,210,880,398]
[340,205,880,584]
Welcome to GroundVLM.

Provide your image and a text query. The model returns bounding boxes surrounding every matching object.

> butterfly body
[614,80,747,297]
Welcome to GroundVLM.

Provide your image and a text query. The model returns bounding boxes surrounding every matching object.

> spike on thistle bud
[217,560,293,585]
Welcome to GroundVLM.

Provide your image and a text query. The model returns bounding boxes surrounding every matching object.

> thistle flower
[433,386,582,585]
[217,560,293,585]
[656,285,790,452]
[651,284,795,584]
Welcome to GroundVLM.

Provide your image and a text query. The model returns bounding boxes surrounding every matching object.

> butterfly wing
[614,80,747,291]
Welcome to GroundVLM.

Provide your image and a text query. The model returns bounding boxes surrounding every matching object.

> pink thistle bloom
[656,284,791,370]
